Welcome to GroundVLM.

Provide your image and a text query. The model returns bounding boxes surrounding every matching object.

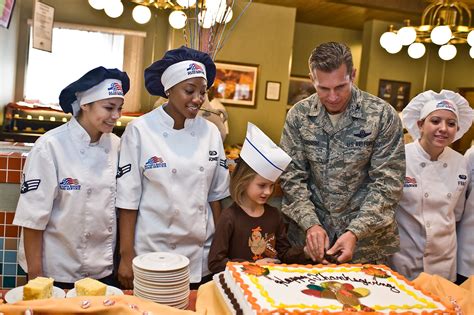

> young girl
[208,122,310,273]
[389,89,474,282]
[13,67,129,288]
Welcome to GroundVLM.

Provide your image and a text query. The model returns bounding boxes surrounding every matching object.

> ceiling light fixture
[88,0,252,60]
[379,0,474,60]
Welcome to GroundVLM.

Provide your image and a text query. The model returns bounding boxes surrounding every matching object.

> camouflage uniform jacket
[279,86,405,263]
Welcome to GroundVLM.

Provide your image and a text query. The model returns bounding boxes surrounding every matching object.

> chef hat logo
[186,63,205,76]
[240,122,292,182]
[107,82,124,96]
[435,100,456,112]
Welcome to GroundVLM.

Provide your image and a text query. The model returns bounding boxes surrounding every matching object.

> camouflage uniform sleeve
[279,105,321,231]
[346,104,405,240]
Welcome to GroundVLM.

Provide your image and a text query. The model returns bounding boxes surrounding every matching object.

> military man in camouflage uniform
[280,42,405,264]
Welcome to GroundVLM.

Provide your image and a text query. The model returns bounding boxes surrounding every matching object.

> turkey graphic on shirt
[248,226,277,260]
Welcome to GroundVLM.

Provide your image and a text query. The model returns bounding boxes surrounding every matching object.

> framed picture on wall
[0,0,16,28]
[378,79,411,112]
[214,61,258,107]
[265,81,281,101]
[287,76,315,106]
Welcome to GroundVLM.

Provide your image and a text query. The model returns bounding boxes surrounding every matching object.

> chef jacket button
[108,227,113,232]
[199,166,204,172]
[191,131,195,136]
[80,149,85,154]
[447,193,452,198]
[172,168,177,174]
[443,163,447,168]
[110,187,114,192]
[199,205,204,212]
[85,232,91,238]
[170,244,176,249]
[87,188,92,194]
[424,193,429,198]
[105,149,109,154]
[426,222,430,228]
[163,132,168,137]
[420,162,426,167]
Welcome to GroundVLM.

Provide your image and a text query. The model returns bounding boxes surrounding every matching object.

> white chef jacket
[13,117,119,282]
[389,140,468,281]
[116,106,230,283]
[457,146,474,277]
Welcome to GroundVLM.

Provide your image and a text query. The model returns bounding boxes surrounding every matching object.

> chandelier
[88,0,251,59]
[379,0,474,60]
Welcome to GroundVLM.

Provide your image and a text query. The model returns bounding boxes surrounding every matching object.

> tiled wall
[0,152,25,184]
[0,152,27,289]
[0,211,27,289]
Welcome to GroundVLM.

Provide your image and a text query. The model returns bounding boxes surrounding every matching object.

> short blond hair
[229,159,257,206]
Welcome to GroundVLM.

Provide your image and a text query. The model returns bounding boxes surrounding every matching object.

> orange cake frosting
[214,262,455,315]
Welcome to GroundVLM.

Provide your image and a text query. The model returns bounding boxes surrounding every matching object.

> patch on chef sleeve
[117,163,131,178]
[20,179,41,194]
[219,159,228,169]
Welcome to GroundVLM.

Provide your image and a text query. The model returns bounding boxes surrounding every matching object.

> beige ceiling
[251,0,474,30]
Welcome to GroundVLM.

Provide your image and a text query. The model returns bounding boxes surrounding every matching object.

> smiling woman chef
[116,46,230,289]
[389,89,474,282]
[13,67,129,288]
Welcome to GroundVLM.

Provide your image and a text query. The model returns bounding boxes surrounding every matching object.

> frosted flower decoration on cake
[361,266,390,278]
[241,263,269,276]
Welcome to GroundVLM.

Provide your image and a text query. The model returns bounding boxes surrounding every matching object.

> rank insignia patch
[117,164,132,178]
[219,159,228,169]
[20,179,41,194]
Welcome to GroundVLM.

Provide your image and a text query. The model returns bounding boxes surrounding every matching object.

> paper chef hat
[240,122,292,182]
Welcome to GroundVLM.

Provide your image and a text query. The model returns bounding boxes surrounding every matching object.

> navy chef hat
[59,67,130,116]
[144,46,216,98]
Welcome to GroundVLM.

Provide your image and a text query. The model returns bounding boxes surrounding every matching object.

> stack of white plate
[133,252,190,309]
